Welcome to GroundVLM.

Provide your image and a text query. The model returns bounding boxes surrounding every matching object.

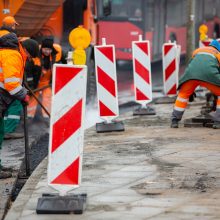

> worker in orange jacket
[28,38,66,121]
[0,16,26,139]
[0,27,39,178]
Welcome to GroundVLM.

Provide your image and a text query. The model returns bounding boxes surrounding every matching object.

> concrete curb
[0,130,48,220]
[4,159,47,220]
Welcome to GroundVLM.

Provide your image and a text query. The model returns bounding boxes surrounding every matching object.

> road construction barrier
[94,38,119,122]
[199,39,220,48]
[199,39,212,47]
[48,64,87,195]
[132,36,152,104]
[162,42,180,96]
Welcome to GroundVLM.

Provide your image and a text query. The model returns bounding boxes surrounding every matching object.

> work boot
[4,132,24,140]
[171,118,179,128]
[0,170,12,179]
[212,121,220,129]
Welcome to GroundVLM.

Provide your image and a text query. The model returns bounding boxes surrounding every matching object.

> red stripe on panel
[136,42,148,55]
[136,88,149,100]
[51,157,79,185]
[97,46,114,62]
[99,101,116,116]
[165,59,176,81]
[97,66,116,97]
[55,67,82,94]
[135,59,150,84]
[164,45,173,56]
[52,99,82,153]
[167,84,177,95]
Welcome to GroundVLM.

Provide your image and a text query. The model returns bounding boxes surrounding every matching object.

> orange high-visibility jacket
[38,50,56,87]
[0,29,27,100]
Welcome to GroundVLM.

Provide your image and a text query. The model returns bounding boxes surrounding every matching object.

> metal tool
[32,84,51,93]
[23,103,30,176]
[24,82,50,118]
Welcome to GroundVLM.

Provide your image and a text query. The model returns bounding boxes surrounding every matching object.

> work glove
[189,92,196,102]
[22,94,30,106]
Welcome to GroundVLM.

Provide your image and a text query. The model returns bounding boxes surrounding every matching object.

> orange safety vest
[192,46,220,64]
[38,68,52,87]
[0,30,27,95]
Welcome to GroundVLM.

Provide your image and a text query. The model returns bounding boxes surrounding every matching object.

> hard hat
[2,16,19,26]
[209,39,220,52]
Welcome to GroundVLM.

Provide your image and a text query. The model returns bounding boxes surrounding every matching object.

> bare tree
[186,0,195,63]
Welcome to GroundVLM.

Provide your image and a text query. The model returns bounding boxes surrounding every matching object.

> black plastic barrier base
[184,114,213,128]
[133,106,156,116]
[36,193,87,214]
[154,96,177,104]
[96,121,125,133]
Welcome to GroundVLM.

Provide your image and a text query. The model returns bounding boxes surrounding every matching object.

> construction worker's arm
[3,51,27,101]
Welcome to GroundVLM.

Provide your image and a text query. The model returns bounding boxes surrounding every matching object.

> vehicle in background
[1,0,219,62]
[94,0,220,61]
[1,0,219,101]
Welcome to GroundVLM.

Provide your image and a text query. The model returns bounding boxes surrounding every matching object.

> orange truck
[0,0,104,44]
[0,0,64,41]
[0,0,108,102]
[2,0,220,62]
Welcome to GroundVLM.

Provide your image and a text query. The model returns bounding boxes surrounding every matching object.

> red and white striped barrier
[48,64,87,195]
[94,38,119,122]
[132,36,152,105]
[162,42,180,96]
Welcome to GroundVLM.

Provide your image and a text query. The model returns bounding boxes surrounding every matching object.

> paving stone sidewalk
[5,99,220,220]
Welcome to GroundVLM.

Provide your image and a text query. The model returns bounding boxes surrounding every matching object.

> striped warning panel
[132,40,152,104]
[48,64,87,194]
[94,45,119,120]
[162,43,179,96]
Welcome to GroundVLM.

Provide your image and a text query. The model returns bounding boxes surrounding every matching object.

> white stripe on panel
[164,46,176,69]
[49,128,83,182]
[95,48,115,80]
[164,72,176,94]
[98,83,117,115]
[133,44,150,70]
[135,73,152,100]
[52,71,85,123]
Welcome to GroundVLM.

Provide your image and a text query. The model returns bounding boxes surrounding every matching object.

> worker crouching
[171,39,220,129]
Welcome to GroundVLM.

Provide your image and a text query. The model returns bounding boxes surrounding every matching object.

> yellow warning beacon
[69,26,91,65]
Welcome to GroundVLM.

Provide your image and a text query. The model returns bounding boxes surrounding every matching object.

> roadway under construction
[2,94,220,219]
